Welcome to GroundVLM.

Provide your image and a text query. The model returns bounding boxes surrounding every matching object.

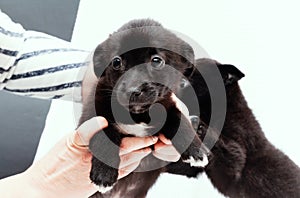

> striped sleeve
[0,10,91,102]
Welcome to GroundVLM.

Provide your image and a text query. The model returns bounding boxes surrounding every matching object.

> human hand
[118,136,158,178]
[21,117,108,198]
[9,117,157,198]
[152,134,181,162]
[1,94,188,198]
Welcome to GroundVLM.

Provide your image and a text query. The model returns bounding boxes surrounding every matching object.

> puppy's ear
[217,64,245,85]
[183,64,195,79]
[93,62,107,78]
[93,44,110,78]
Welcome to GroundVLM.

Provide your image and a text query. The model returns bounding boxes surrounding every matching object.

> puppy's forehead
[118,31,152,54]
[120,47,157,62]
[116,27,174,53]
[109,25,191,58]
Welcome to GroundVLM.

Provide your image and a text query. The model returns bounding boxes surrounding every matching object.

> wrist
[0,171,41,198]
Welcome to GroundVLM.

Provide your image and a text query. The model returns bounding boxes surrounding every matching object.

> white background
[38,0,300,197]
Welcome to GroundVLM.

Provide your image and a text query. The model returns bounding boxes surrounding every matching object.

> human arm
[0,9,89,102]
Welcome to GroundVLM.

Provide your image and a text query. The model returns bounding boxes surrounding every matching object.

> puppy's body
[80,19,300,197]
[79,20,209,197]
[168,58,300,197]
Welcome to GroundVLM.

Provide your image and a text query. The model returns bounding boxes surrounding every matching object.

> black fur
[167,58,300,197]
[80,19,300,197]
[79,19,209,197]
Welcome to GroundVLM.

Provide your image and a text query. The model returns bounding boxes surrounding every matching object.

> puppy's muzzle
[127,83,159,113]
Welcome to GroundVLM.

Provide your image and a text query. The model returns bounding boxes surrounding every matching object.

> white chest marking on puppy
[171,93,190,119]
[117,122,153,137]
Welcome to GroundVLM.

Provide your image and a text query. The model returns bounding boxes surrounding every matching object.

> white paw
[98,184,114,193]
[183,155,209,167]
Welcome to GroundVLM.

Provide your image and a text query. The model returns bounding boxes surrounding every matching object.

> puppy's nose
[132,90,142,97]
[127,88,142,97]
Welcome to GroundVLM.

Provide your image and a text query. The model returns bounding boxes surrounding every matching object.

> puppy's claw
[183,155,209,167]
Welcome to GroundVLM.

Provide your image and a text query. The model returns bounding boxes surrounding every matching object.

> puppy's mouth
[128,91,157,113]
[129,103,152,114]
[126,85,159,114]
[117,82,170,114]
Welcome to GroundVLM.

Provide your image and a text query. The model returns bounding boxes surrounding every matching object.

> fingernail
[164,138,172,145]
[97,116,108,128]
[140,148,152,155]
[151,136,158,142]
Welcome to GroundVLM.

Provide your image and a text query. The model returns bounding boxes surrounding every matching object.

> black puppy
[81,18,300,197]
[79,19,210,196]
[167,58,300,197]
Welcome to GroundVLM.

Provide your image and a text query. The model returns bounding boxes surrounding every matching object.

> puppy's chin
[117,96,156,113]
[129,104,151,114]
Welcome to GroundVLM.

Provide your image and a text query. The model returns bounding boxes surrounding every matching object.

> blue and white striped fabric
[0,10,91,102]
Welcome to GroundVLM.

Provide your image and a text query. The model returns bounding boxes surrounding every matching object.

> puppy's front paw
[90,157,119,193]
[181,147,209,168]
[97,184,114,193]
[90,166,118,193]
[183,155,208,167]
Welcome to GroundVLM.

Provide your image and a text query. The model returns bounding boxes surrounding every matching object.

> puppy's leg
[90,156,119,193]
[165,160,204,178]
[204,135,247,196]
[89,125,122,193]
[177,116,209,167]
[161,102,209,168]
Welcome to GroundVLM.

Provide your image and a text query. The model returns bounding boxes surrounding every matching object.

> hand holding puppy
[0,114,182,197]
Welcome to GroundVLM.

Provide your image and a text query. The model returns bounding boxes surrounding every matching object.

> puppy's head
[178,58,245,124]
[93,19,194,114]
[195,58,245,90]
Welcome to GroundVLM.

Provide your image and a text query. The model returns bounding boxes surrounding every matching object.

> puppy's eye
[111,56,122,70]
[180,78,189,89]
[151,55,165,70]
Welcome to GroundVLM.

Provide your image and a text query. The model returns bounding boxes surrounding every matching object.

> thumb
[74,117,108,146]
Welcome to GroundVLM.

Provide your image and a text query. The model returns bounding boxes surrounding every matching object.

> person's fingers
[154,141,178,154]
[74,117,108,146]
[152,151,180,162]
[118,161,140,179]
[120,136,158,155]
[158,134,172,145]
[153,139,180,162]
[119,148,151,168]
[154,142,180,161]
